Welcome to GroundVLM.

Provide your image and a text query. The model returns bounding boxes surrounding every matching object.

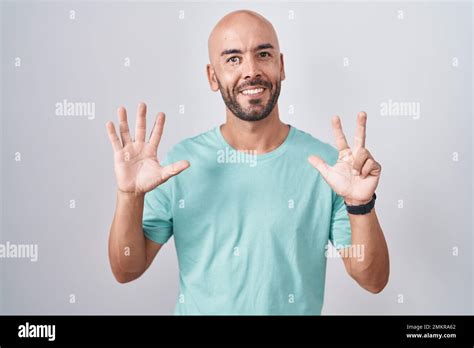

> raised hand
[106,102,190,194]
[308,112,381,205]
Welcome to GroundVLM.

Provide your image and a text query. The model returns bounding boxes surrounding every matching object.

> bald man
[106,10,389,315]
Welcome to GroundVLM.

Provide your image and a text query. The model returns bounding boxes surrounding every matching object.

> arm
[309,111,389,294]
[108,191,163,283]
[341,209,389,293]
[105,102,189,283]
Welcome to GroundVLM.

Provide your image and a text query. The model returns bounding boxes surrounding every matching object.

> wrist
[344,197,372,206]
[117,189,145,199]
[344,193,377,215]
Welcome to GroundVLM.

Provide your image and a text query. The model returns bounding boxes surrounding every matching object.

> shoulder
[164,127,219,163]
[290,126,339,166]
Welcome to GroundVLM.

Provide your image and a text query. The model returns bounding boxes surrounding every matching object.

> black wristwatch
[345,193,377,215]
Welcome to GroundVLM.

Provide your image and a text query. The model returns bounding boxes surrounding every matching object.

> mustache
[236,79,272,92]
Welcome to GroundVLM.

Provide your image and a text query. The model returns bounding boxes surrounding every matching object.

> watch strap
[345,193,377,215]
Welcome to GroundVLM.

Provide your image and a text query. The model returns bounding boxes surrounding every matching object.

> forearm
[347,208,389,293]
[109,190,147,273]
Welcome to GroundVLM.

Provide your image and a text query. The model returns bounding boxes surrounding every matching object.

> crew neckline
[215,124,295,162]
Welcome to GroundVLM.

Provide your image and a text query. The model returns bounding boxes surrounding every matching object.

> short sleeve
[142,183,173,244]
[328,192,352,250]
[142,153,175,244]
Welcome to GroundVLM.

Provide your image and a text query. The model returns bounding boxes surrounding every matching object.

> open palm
[106,103,189,194]
[308,112,381,205]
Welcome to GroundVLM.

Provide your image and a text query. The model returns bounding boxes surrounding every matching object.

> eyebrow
[220,43,275,56]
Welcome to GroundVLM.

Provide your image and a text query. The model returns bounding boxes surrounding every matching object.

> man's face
[208,15,285,122]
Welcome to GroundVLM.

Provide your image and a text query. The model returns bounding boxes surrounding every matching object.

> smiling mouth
[239,87,266,98]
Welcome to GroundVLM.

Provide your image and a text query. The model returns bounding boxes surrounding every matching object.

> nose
[241,55,262,80]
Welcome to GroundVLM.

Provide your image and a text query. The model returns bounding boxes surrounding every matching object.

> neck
[221,105,290,154]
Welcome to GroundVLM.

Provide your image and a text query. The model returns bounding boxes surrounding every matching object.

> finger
[361,158,381,179]
[105,121,122,152]
[331,116,350,151]
[160,160,190,183]
[118,106,132,145]
[308,155,330,181]
[354,111,367,150]
[352,148,372,175]
[135,102,147,142]
[149,112,165,150]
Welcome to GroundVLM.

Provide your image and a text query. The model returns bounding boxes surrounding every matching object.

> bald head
[205,10,285,122]
[208,10,281,66]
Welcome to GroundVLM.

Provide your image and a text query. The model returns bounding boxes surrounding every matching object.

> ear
[280,53,286,81]
[206,64,219,92]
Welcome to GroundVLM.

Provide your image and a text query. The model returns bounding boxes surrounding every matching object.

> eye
[227,56,240,63]
[259,52,271,58]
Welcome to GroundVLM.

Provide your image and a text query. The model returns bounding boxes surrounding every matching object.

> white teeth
[242,88,264,95]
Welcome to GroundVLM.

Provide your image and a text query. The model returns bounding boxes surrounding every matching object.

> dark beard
[217,77,281,122]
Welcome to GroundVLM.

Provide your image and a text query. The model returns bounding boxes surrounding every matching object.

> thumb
[308,155,330,180]
[160,160,190,183]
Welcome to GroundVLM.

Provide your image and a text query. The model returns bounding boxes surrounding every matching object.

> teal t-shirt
[142,125,352,315]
